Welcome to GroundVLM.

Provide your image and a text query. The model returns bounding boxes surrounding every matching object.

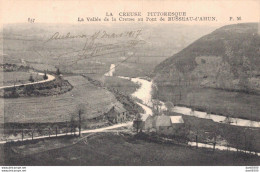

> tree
[175,123,191,142]
[43,70,48,80]
[29,75,34,82]
[133,113,143,133]
[9,86,19,98]
[23,84,35,96]
[56,68,61,75]
[76,104,86,137]
[78,108,84,136]
[70,115,77,135]
[152,99,162,115]
[151,84,159,100]
[164,101,174,115]
[238,56,251,91]
[247,132,255,154]
[206,103,211,119]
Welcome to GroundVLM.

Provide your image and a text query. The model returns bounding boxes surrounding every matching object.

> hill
[154,23,260,92]
[153,23,260,121]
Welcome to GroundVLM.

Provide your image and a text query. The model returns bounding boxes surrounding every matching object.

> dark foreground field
[2,133,260,166]
[181,114,260,152]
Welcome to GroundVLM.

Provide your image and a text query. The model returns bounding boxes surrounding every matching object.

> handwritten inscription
[45,29,144,62]
[46,30,142,42]
[28,18,35,23]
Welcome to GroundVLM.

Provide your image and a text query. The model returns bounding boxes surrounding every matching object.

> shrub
[6,87,19,98]
[56,68,61,75]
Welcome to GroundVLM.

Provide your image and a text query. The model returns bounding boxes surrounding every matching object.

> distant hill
[154,23,260,93]
[2,23,215,77]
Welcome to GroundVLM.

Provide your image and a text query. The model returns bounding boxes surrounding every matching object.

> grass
[2,132,260,166]
[156,85,260,121]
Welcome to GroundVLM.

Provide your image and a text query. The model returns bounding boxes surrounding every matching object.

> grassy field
[1,75,122,124]
[2,132,260,166]
[156,85,260,121]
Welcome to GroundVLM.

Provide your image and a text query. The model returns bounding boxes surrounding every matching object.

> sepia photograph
[0,0,259,169]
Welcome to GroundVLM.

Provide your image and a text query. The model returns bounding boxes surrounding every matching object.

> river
[117,75,260,156]
[119,76,260,128]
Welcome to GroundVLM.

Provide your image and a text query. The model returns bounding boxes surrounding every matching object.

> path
[0,121,132,144]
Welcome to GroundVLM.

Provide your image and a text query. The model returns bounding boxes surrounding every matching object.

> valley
[1,22,259,166]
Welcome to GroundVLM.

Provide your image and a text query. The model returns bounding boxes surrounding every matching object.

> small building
[106,105,128,123]
[155,115,173,135]
[155,116,172,129]
[144,114,184,135]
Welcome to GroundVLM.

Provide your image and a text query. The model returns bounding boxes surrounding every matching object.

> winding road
[0,72,55,90]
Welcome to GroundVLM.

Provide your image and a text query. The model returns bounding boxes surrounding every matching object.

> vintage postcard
[0,0,259,169]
